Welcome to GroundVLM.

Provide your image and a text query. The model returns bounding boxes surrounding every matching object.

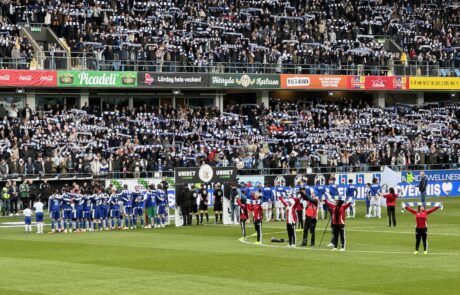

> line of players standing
[47,182,169,233]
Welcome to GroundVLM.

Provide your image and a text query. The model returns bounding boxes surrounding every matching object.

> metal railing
[0,54,459,77]
[0,163,457,182]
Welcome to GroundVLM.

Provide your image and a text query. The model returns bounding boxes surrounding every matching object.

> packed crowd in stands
[0,98,459,178]
[0,0,458,73]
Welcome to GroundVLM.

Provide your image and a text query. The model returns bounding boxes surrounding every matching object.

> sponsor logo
[0,75,11,81]
[18,75,32,81]
[371,79,386,88]
[442,182,453,194]
[144,73,154,85]
[274,175,286,186]
[314,174,326,185]
[286,77,310,87]
[198,164,214,183]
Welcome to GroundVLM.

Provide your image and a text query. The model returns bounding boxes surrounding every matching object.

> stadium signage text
[138,72,209,88]
[57,71,137,87]
[175,167,237,184]
[210,74,280,88]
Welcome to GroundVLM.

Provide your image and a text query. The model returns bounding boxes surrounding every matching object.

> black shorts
[192,203,198,213]
[416,228,428,235]
[214,203,222,212]
[199,202,208,211]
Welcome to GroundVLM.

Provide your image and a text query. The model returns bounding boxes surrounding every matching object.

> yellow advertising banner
[410,77,460,90]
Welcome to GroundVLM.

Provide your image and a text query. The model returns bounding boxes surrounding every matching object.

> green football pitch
[0,197,459,295]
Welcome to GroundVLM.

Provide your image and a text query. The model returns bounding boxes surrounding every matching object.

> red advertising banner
[349,76,408,90]
[0,70,57,87]
[280,74,349,89]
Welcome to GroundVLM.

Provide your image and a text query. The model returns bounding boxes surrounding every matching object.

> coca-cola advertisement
[0,70,57,87]
[137,72,209,88]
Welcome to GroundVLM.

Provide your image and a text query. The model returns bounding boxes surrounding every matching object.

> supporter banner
[57,71,137,87]
[335,172,382,185]
[174,165,237,184]
[395,181,458,198]
[138,72,209,88]
[0,70,57,87]
[401,170,460,183]
[280,74,348,89]
[348,76,408,90]
[265,173,330,187]
[209,74,280,89]
[409,77,460,90]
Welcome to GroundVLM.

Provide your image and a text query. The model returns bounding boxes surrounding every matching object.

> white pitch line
[238,232,460,256]
[261,226,460,237]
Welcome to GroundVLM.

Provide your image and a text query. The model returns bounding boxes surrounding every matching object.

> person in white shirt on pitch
[23,206,33,234]
[33,199,45,234]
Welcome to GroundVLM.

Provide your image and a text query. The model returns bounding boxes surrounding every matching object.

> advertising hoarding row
[0,70,458,91]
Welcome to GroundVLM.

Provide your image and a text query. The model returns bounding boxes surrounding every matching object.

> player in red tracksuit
[323,197,352,251]
[382,188,398,227]
[404,203,440,255]
[279,195,300,247]
[236,198,248,240]
[247,192,263,244]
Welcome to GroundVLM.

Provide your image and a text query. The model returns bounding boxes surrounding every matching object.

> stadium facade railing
[0,163,457,182]
[1,55,459,77]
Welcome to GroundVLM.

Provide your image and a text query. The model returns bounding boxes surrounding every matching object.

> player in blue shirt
[109,187,122,230]
[314,181,327,219]
[369,178,382,218]
[48,189,62,233]
[133,188,145,228]
[61,188,73,233]
[120,184,135,229]
[156,184,167,228]
[262,182,273,222]
[345,179,358,218]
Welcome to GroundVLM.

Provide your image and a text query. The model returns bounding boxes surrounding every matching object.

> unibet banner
[57,71,137,87]
[209,74,280,89]
[409,77,460,90]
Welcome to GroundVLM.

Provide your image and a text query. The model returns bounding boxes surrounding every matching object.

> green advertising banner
[57,71,137,87]
[209,74,280,89]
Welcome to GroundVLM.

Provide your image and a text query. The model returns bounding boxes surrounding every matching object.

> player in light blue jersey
[156,184,167,228]
[133,188,145,228]
[368,178,382,218]
[262,182,273,222]
[120,184,135,229]
[109,187,122,230]
[345,179,358,218]
[48,189,62,233]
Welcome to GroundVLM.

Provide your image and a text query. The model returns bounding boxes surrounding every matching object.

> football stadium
[0,0,460,294]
